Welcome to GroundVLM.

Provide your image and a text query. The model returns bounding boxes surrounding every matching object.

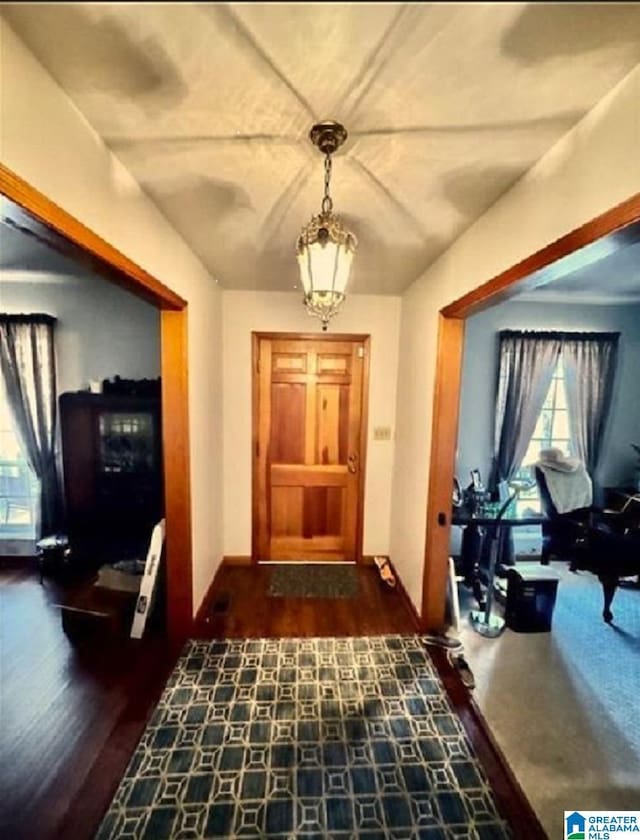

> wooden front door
[253,333,369,562]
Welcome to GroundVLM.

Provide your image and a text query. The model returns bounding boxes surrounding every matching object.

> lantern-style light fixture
[296,121,357,331]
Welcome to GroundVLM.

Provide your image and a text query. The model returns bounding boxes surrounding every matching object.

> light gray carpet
[455,562,640,839]
[268,564,360,599]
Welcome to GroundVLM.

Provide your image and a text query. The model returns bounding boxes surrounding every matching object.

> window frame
[0,389,39,539]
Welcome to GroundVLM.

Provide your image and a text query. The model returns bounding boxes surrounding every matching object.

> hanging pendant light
[296,121,357,331]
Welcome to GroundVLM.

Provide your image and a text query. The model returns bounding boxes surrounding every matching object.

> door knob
[348,453,358,474]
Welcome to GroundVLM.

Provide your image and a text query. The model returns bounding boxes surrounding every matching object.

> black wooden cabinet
[59,391,163,563]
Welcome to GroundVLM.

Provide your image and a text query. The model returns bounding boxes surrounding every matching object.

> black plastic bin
[505,564,560,632]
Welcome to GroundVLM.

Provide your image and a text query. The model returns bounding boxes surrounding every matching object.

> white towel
[539,463,592,514]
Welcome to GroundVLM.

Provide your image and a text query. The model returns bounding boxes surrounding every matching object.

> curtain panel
[0,314,61,535]
[493,331,563,485]
[492,329,620,490]
[562,332,619,477]
[490,328,620,566]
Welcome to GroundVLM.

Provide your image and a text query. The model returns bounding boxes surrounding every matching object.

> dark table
[453,506,545,606]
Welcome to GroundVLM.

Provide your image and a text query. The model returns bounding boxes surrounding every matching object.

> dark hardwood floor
[194,564,418,638]
[196,565,545,837]
[0,564,175,840]
[1,561,543,839]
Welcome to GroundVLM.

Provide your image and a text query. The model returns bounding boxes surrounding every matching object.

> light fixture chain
[322,152,333,214]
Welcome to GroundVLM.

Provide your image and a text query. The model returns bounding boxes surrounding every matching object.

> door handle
[348,453,358,474]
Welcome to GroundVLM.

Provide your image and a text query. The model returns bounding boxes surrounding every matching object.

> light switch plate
[373,426,392,441]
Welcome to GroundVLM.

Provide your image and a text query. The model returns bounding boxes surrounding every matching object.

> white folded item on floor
[94,565,142,594]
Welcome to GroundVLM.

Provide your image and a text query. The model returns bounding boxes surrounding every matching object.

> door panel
[254,335,368,562]
[317,353,351,379]
[303,486,343,537]
[270,384,305,463]
[271,486,304,536]
[272,352,307,374]
[316,384,350,465]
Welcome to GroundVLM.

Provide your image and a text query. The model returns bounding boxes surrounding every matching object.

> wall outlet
[373,426,392,441]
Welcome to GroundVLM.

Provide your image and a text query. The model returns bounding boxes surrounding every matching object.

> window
[0,386,39,539]
[514,357,572,515]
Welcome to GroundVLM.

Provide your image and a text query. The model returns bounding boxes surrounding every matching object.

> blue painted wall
[455,300,640,491]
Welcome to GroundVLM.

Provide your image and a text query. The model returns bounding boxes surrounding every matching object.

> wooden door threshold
[258,560,357,565]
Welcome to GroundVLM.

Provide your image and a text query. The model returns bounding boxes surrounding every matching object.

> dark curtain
[493,331,563,484]
[562,332,619,478]
[490,331,562,567]
[0,314,61,535]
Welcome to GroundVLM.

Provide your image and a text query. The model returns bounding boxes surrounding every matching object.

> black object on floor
[449,651,476,689]
[505,564,560,632]
[268,563,360,598]
[211,594,230,614]
[423,634,463,650]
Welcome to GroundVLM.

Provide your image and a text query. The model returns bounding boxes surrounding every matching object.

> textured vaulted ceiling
[3,3,640,294]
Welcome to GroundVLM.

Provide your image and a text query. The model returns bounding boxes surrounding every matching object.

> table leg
[461,523,485,607]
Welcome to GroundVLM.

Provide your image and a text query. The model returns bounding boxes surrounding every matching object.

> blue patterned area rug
[97,636,511,839]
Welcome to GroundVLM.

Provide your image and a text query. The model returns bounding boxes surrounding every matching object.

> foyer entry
[252,333,369,562]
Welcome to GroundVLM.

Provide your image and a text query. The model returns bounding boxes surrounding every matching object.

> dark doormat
[268,564,360,598]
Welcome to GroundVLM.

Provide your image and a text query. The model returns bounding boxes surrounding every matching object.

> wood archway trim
[421,191,640,631]
[0,163,193,642]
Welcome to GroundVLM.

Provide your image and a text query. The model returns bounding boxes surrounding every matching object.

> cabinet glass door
[99,412,155,474]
